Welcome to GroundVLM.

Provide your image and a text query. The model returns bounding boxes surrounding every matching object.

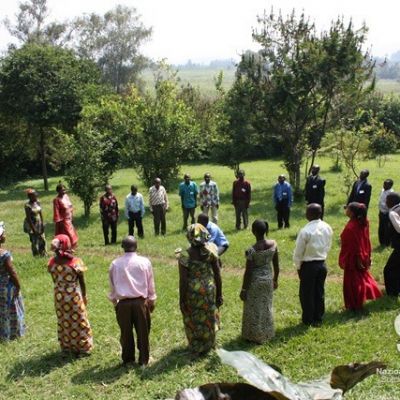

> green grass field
[1,157,400,399]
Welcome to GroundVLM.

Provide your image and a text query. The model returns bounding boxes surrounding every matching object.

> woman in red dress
[339,202,382,311]
[53,183,78,248]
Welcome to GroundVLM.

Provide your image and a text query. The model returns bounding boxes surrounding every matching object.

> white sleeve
[389,211,400,233]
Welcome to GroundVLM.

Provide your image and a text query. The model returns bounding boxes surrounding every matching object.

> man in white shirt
[125,185,145,238]
[378,179,394,247]
[384,192,400,296]
[293,203,333,326]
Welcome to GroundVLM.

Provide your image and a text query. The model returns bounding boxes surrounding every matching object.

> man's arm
[365,183,372,208]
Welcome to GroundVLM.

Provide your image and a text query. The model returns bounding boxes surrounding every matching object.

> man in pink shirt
[108,236,156,366]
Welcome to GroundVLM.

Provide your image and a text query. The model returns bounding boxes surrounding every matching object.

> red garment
[232,179,251,207]
[53,195,78,248]
[339,219,382,310]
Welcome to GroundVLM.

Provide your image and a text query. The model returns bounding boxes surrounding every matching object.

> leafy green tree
[227,10,374,193]
[0,44,100,190]
[72,5,152,93]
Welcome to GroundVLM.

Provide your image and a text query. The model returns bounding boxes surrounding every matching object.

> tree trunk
[39,128,49,191]
[84,201,91,218]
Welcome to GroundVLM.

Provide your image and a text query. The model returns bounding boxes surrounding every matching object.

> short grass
[1,156,400,399]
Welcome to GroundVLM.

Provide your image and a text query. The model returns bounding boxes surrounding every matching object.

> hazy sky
[0,0,399,64]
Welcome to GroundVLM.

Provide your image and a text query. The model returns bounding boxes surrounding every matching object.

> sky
[0,0,399,64]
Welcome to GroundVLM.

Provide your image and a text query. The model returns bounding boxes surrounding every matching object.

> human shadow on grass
[71,362,131,385]
[7,351,76,380]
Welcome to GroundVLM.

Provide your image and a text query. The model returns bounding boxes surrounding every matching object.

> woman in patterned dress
[24,189,46,256]
[0,222,25,341]
[53,183,78,249]
[178,224,223,357]
[48,234,93,355]
[240,220,279,343]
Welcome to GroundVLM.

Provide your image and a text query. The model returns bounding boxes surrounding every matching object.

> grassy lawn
[1,157,399,399]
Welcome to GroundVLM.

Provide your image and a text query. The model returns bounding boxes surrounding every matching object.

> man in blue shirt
[273,174,293,229]
[125,185,145,238]
[179,174,199,230]
[197,213,229,256]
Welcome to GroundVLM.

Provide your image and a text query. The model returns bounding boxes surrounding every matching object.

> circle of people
[1,167,400,368]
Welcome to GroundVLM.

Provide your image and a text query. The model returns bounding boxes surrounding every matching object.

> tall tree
[226,10,374,192]
[72,5,152,93]
[0,44,100,190]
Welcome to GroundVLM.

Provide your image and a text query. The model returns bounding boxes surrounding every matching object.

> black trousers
[384,248,400,296]
[182,207,195,230]
[276,202,290,228]
[128,212,144,238]
[234,200,248,229]
[152,204,166,235]
[102,219,117,245]
[115,298,151,365]
[299,261,327,325]
[378,212,391,247]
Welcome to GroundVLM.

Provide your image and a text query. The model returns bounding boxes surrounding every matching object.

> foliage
[71,5,152,93]
[224,10,374,193]
[0,43,100,190]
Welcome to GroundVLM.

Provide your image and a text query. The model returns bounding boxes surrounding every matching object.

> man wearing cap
[108,236,156,366]
[273,175,293,229]
[99,184,119,245]
[199,173,220,224]
[232,170,251,230]
[179,174,198,231]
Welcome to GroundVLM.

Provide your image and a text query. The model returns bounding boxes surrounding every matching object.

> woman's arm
[4,256,21,295]
[178,261,189,314]
[211,259,223,307]
[272,248,280,289]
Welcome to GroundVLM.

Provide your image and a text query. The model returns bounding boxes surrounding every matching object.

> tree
[0,44,100,190]
[3,0,70,46]
[228,10,374,193]
[72,5,152,93]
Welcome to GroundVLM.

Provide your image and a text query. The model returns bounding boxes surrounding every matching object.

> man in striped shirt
[149,178,169,235]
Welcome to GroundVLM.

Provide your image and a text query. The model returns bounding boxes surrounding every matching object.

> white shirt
[389,204,400,233]
[378,188,394,213]
[293,219,333,270]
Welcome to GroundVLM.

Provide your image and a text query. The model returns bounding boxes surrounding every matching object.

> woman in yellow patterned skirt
[48,234,93,355]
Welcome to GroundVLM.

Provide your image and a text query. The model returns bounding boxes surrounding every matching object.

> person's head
[386,192,400,210]
[184,174,191,184]
[51,234,73,258]
[26,188,38,202]
[105,184,112,195]
[383,179,394,191]
[0,222,6,244]
[197,213,209,228]
[278,174,286,184]
[186,223,210,247]
[311,165,320,176]
[130,185,137,195]
[251,219,269,238]
[359,169,369,181]
[236,170,245,180]
[204,173,211,184]
[346,202,367,224]
[154,178,161,189]
[56,182,66,196]
[122,235,137,253]
[306,203,322,221]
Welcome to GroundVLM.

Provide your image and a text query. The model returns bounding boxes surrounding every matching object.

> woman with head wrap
[339,202,382,311]
[240,220,279,343]
[48,234,93,354]
[0,222,25,340]
[24,188,46,256]
[178,223,223,357]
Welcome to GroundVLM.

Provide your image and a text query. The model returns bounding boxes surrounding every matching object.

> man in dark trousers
[305,165,326,219]
[273,175,292,229]
[293,204,333,326]
[384,192,400,296]
[99,184,119,245]
[108,236,156,366]
[232,169,251,230]
[347,169,372,209]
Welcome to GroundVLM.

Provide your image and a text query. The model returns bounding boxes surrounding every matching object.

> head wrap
[51,234,74,259]
[0,221,5,237]
[186,223,219,260]
[25,188,36,195]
